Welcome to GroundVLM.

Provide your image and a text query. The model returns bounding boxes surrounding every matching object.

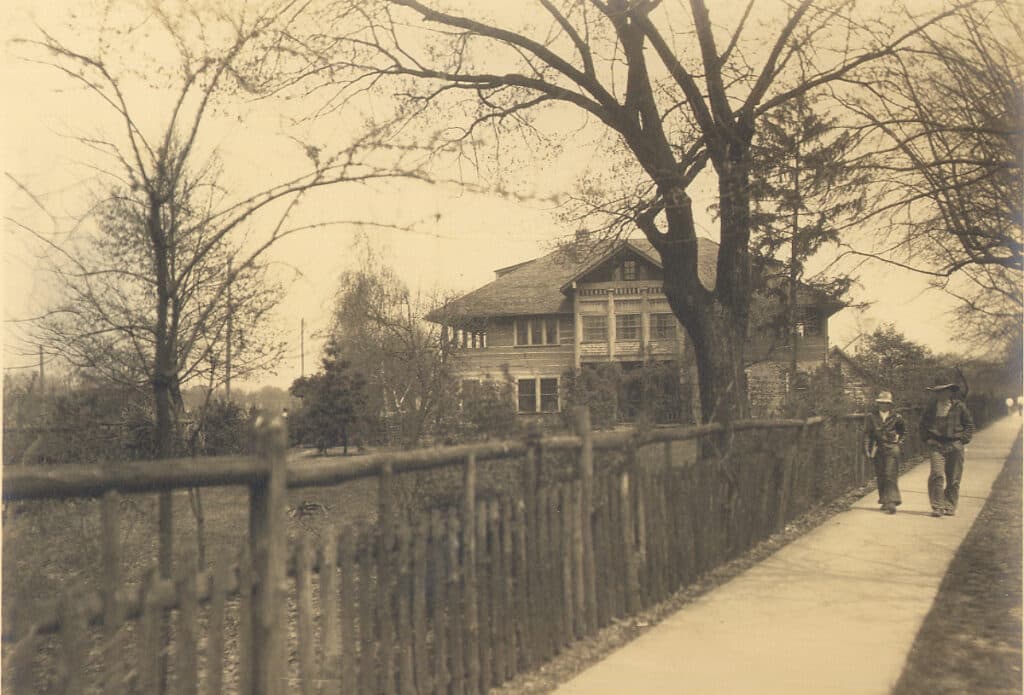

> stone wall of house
[828,354,876,408]
[746,362,790,417]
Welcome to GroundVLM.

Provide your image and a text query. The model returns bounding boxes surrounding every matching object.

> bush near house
[562,361,690,429]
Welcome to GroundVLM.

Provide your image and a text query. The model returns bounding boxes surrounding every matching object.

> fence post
[100,490,125,695]
[158,489,173,695]
[378,461,396,695]
[248,413,288,695]
[572,407,597,636]
[462,453,480,694]
[524,424,545,663]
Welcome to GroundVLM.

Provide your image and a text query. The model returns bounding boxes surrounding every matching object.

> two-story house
[428,237,843,420]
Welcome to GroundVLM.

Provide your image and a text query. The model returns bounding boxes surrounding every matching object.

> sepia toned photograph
[2,1,1021,693]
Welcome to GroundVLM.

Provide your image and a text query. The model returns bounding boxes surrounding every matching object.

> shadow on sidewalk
[847,506,946,518]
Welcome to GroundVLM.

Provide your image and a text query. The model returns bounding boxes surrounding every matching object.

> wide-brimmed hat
[875,391,893,404]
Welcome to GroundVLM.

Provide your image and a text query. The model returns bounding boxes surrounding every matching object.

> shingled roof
[428,237,720,323]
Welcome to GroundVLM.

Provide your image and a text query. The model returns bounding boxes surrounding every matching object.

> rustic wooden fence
[1,404,996,694]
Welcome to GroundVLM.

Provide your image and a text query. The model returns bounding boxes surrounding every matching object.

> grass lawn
[892,432,1022,695]
[2,451,381,633]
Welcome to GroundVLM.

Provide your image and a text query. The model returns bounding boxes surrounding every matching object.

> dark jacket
[919,398,974,445]
[863,410,906,455]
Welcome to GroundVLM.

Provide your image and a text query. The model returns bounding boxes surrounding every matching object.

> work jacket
[919,399,974,445]
[863,410,906,456]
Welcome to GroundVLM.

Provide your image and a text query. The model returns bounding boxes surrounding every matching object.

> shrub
[562,363,622,429]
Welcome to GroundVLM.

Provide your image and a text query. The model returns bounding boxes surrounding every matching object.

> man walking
[919,378,975,517]
[863,391,906,514]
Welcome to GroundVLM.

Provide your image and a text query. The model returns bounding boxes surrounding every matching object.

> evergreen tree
[749,95,866,377]
[289,339,367,454]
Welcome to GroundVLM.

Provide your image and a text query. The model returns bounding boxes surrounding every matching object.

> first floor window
[651,313,676,340]
[616,314,641,341]
[540,378,559,412]
[518,379,537,413]
[582,315,608,343]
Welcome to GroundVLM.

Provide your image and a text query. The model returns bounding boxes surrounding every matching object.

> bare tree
[286,0,966,422]
[839,1,1022,350]
[10,0,426,456]
[328,238,457,446]
[7,0,427,584]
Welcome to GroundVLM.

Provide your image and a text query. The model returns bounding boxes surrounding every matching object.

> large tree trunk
[663,288,750,423]
[656,149,754,425]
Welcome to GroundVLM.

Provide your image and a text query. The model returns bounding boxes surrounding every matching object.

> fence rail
[2,401,1003,695]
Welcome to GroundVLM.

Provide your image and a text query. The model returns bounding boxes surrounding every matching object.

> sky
[2,0,968,391]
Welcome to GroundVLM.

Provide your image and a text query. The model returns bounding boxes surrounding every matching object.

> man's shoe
[931,509,943,517]
[944,507,956,516]
[886,505,897,514]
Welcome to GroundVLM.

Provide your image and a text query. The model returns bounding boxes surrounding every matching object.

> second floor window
[582,315,608,343]
[651,313,676,340]
[515,317,558,346]
[616,314,641,341]
[623,259,637,280]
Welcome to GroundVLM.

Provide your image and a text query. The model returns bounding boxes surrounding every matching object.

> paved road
[554,416,1022,695]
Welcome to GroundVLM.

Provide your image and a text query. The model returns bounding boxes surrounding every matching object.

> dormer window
[623,259,637,281]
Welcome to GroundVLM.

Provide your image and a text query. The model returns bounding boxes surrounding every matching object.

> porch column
[607,289,615,360]
[573,284,582,369]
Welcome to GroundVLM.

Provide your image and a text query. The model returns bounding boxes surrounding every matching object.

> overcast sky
[2,0,964,390]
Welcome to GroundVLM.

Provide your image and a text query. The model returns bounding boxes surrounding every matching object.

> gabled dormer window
[623,259,637,281]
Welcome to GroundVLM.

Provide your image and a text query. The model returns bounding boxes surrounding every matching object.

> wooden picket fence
[3,403,992,695]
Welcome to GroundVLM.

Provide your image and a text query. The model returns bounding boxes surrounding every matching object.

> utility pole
[226,262,233,400]
[300,318,305,377]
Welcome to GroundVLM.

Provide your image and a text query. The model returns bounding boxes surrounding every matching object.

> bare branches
[11,0,430,422]
[845,2,1022,283]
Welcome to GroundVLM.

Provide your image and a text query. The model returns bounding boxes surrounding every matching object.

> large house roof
[427,235,845,323]
[428,237,719,323]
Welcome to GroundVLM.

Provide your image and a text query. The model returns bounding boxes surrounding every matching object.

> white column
[573,285,582,369]
[607,289,616,360]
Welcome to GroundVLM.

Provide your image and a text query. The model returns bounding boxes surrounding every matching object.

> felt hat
[875,391,893,404]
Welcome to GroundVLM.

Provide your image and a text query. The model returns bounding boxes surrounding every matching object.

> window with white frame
[517,379,537,413]
[582,315,608,343]
[623,259,637,280]
[517,377,560,413]
[616,314,641,341]
[540,378,559,412]
[515,317,559,346]
[651,313,676,340]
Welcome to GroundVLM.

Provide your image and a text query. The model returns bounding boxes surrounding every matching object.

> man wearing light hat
[919,377,975,517]
[863,391,906,514]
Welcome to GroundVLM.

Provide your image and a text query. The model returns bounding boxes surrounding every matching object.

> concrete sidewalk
[554,416,1022,695]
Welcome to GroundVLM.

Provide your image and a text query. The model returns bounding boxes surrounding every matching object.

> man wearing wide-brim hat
[863,391,907,514]
[919,377,975,517]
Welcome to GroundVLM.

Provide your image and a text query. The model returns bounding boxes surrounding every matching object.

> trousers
[927,442,964,511]
[873,446,901,506]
